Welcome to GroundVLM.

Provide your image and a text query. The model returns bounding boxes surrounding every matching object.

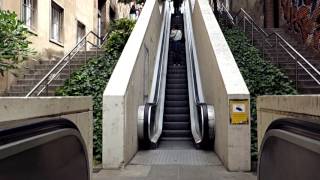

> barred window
[51,1,64,43]
[21,0,37,30]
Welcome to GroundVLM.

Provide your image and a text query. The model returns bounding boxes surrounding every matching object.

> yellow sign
[229,100,249,124]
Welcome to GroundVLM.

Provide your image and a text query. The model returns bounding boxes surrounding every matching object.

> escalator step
[165,100,189,107]
[164,114,190,122]
[166,79,187,84]
[166,74,187,79]
[166,94,188,101]
[160,137,192,141]
[165,89,188,95]
[162,130,192,137]
[163,122,190,130]
[165,107,189,114]
[166,84,187,89]
[167,69,187,73]
[168,65,186,70]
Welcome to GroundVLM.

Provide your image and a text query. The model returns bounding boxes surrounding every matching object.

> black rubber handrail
[185,0,210,148]
[265,118,320,141]
[0,118,79,146]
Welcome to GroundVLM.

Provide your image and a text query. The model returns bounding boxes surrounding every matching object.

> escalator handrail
[0,118,80,145]
[184,0,210,145]
[142,1,171,145]
[265,118,320,142]
[0,118,89,179]
[147,1,170,105]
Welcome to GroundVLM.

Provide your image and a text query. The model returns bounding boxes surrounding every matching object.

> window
[77,21,86,43]
[21,0,37,30]
[51,1,64,43]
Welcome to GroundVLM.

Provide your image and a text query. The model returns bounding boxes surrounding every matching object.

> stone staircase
[245,26,320,94]
[5,50,105,96]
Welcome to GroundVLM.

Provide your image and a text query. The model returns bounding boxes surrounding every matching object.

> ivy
[219,21,297,162]
[55,19,136,163]
[0,10,34,76]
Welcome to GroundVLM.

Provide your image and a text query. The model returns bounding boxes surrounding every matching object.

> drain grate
[130,150,221,166]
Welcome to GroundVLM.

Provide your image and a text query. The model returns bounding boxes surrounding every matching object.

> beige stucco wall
[1,0,98,58]
[103,0,163,169]
[0,97,93,178]
[192,0,251,171]
[257,95,320,151]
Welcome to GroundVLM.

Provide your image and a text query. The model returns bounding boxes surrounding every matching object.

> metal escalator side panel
[183,0,201,144]
[138,1,171,147]
[183,0,214,148]
[0,128,89,180]
[258,129,320,180]
[150,6,172,144]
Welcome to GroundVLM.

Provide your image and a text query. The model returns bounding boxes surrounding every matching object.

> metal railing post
[276,36,279,66]
[243,17,246,33]
[251,22,254,45]
[295,55,298,90]
[84,37,87,64]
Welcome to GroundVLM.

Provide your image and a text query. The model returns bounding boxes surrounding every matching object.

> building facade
[0,0,99,58]
[219,0,320,51]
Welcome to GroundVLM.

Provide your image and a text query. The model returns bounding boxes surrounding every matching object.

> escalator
[162,15,192,142]
[0,118,89,180]
[258,118,320,180]
[138,0,214,149]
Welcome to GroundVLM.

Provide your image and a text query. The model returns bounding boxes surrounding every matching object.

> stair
[161,14,192,142]
[4,50,105,96]
[243,24,320,94]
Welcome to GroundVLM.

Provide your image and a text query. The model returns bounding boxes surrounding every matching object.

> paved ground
[93,164,256,180]
[94,141,256,180]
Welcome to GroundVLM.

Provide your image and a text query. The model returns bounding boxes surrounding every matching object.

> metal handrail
[220,5,320,88]
[184,0,210,146]
[26,31,104,97]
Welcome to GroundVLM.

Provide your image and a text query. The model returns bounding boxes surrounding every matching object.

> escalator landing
[130,141,219,166]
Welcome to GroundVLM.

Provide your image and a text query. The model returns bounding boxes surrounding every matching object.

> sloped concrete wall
[103,0,163,169]
[192,0,251,171]
[257,95,320,150]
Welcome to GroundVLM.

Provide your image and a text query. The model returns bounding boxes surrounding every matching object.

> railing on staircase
[26,31,107,97]
[219,5,320,90]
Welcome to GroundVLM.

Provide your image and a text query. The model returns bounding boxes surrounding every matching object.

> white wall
[102,0,163,169]
[192,0,251,171]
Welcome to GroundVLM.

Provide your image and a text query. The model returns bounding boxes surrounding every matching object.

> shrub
[0,10,34,76]
[55,19,136,163]
[219,24,297,162]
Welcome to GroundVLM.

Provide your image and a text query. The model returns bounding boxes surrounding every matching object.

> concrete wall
[192,0,251,171]
[257,95,320,151]
[0,0,98,57]
[103,0,163,169]
[0,97,93,177]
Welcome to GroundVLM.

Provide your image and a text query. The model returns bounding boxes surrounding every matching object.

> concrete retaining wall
[103,0,163,169]
[192,0,251,171]
[257,95,320,150]
[0,97,93,175]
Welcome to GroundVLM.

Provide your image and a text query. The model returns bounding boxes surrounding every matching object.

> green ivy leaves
[0,10,34,76]
[55,19,136,164]
[219,22,297,163]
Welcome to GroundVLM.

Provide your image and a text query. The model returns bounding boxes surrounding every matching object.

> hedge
[219,22,297,161]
